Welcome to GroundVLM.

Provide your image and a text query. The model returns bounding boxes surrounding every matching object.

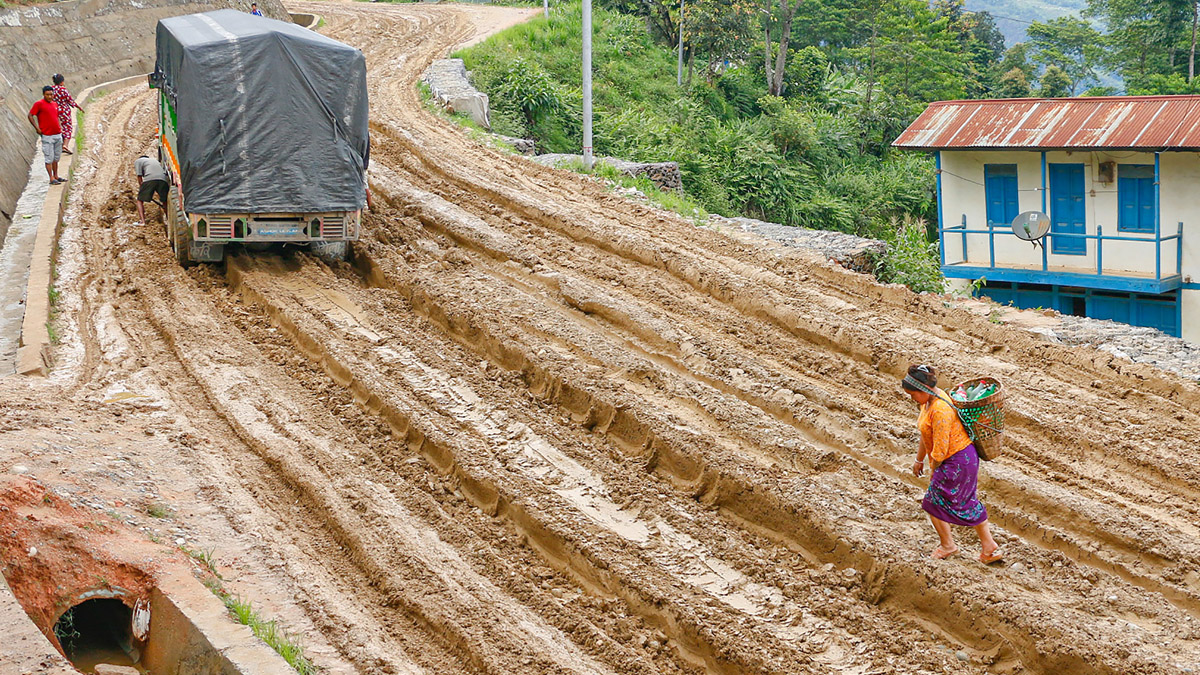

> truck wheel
[166,186,192,266]
[310,240,348,262]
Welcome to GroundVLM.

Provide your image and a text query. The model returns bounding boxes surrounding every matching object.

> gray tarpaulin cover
[155,9,368,214]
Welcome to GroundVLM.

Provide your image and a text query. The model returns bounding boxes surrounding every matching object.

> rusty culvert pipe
[53,589,150,671]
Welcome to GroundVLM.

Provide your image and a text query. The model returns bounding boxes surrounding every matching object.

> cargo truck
[150,9,369,263]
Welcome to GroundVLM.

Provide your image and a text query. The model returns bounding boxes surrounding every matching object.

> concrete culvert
[55,598,142,673]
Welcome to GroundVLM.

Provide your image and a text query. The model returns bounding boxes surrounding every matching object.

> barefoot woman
[902,365,1003,563]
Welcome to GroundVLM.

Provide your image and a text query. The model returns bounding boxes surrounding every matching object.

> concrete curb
[0,574,76,674]
[15,73,146,377]
[288,11,321,29]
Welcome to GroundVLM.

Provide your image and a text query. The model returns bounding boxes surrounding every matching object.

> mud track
[31,1,1200,673]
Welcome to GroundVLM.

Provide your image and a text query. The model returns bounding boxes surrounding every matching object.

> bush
[877,217,944,293]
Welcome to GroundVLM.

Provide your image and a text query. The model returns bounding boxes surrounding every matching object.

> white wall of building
[939,150,1199,280]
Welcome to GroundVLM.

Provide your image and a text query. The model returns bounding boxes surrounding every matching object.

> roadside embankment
[0,0,290,247]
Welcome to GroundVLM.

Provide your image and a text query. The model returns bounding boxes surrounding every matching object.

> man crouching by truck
[134,154,168,224]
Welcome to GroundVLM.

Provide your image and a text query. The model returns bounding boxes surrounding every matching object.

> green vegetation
[454,0,1196,293]
[53,606,80,650]
[457,0,966,289]
[186,545,317,674]
[146,502,174,519]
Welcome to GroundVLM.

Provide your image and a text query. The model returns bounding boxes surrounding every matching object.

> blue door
[1049,164,1086,255]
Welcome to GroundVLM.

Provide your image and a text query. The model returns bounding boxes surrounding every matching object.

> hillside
[966,0,1088,44]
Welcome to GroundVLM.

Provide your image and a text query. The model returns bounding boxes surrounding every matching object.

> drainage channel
[0,478,295,675]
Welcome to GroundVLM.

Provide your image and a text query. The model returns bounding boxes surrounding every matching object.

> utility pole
[677,0,685,86]
[582,0,594,169]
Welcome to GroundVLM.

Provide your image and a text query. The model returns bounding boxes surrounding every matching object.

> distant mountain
[965,0,1088,45]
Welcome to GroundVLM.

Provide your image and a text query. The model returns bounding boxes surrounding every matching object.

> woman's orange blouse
[919,389,973,463]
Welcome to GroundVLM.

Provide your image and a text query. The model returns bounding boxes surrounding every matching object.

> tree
[997,68,1032,98]
[762,0,806,96]
[684,0,758,80]
[997,43,1037,81]
[1085,0,1194,88]
[1026,17,1104,94]
[785,45,830,98]
[1039,65,1073,97]
[498,58,565,138]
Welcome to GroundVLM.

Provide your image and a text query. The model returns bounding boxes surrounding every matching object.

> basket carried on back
[948,377,1005,461]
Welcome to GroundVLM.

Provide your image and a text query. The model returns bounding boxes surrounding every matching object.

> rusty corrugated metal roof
[893,96,1200,150]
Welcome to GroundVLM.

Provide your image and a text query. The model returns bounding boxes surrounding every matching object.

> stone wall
[0,0,290,246]
[421,58,490,129]
[533,154,683,193]
[709,214,886,274]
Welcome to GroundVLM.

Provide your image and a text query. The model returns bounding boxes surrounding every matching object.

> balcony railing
[938,219,1184,294]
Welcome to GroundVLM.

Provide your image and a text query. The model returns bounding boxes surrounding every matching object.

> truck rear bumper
[190,211,361,242]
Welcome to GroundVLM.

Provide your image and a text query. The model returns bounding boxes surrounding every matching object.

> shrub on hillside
[877,217,944,294]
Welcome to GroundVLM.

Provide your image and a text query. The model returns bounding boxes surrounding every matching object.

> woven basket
[950,377,1005,461]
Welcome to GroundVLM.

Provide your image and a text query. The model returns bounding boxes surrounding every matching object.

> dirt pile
[3,2,1200,674]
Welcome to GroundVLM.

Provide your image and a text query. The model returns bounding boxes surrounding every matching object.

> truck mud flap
[189,241,225,262]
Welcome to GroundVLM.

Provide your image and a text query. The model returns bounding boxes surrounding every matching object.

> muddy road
[4,2,1200,673]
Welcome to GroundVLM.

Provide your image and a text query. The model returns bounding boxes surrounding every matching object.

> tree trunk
[763,14,774,92]
[1191,1,1198,83]
[769,0,804,96]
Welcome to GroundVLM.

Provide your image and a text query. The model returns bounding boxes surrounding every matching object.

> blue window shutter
[984,165,1018,228]
[1139,176,1154,232]
[1118,165,1154,233]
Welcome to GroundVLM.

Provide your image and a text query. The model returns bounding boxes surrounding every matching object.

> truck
[150,9,369,263]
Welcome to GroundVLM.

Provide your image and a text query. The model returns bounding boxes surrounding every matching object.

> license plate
[255,226,301,237]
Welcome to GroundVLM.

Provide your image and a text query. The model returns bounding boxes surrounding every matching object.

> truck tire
[165,185,192,266]
[310,240,348,262]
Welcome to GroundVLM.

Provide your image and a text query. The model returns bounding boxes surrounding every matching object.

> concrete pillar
[1182,288,1200,342]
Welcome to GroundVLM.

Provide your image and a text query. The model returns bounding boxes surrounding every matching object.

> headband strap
[902,374,937,395]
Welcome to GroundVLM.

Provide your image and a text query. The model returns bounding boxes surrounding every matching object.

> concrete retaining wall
[0,0,291,248]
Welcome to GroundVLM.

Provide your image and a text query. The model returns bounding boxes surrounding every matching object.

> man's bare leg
[136,200,146,224]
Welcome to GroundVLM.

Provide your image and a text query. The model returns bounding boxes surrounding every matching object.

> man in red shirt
[28,86,64,185]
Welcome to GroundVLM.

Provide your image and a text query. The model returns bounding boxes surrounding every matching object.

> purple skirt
[922,444,987,526]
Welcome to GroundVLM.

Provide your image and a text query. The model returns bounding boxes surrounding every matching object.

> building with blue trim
[894,96,1199,341]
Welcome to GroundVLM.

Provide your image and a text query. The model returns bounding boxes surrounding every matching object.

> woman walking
[903,364,1004,563]
[51,74,82,155]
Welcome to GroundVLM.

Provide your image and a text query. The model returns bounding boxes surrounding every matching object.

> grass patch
[547,157,707,224]
[419,81,524,154]
[190,547,318,673]
[146,502,174,519]
[208,583,318,674]
[180,544,219,577]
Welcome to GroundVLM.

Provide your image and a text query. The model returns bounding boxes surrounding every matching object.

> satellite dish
[1012,211,1050,241]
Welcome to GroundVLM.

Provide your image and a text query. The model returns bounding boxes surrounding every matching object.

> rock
[1027,326,1061,343]
[421,59,490,129]
[12,464,28,473]
[956,650,970,662]
[1108,594,1119,603]
[495,135,536,155]
[94,666,141,675]
[1010,562,1023,573]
